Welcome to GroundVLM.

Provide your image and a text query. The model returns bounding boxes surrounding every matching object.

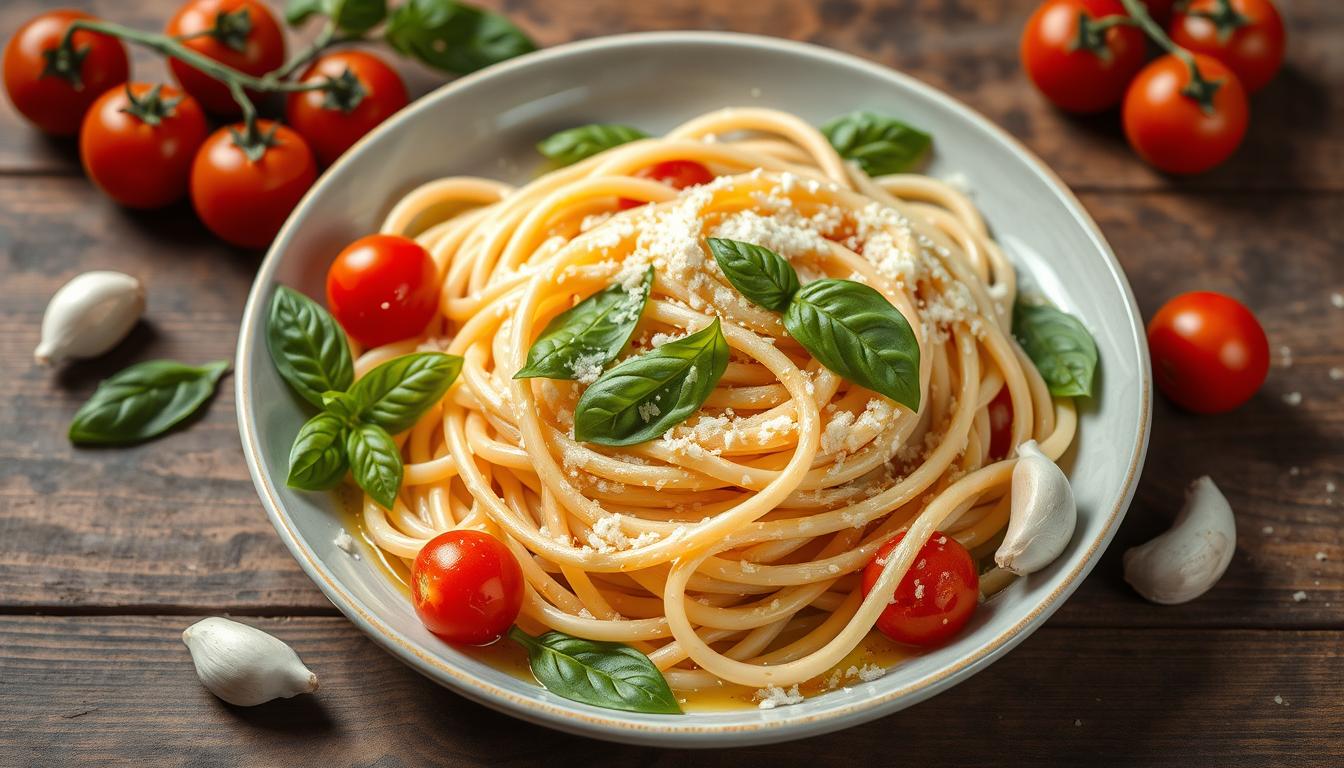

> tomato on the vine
[617,160,715,209]
[285,51,409,167]
[861,531,979,647]
[164,0,285,116]
[190,120,316,248]
[1169,0,1285,93]
[326,234,440,348]
[1123,53,1248,174]
[80,84,208,209]
[3,10,129,136]
[1148,291,1268,414]
[412,530,524,645]
[1020,0,1147,114]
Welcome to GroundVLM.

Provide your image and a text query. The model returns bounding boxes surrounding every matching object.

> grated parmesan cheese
[754,684,804,710]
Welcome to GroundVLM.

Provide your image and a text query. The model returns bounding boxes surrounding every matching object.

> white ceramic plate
[237,31,1151,747]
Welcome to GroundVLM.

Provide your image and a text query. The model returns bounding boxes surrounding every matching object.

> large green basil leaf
[821,111,932,177]
[68,360,230,445]
[509,627,680,715]
[706,237,800,312]
[536,124,648,166]
[266,286,354,409]
[384,0,535,75]
[1013,302,1098,398]
[287,411,349,490]
[347,352,463,434]
[515,268,653,380]
[346,422,402,509]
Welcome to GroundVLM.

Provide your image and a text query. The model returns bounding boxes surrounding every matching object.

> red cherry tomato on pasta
[861,532,978,647]
[164,0,286,116]
[1122,53,1248,174]
[190,120,317,248]
[1019,0,1147,113]
[987,386,1013,460]
[412,530,524,645]
[80,83,209,209]
[1147,291,1268,414]
[3,10,130,136]
[326,234,439,348]
[1169,0,1285,93]
[285,50,409,167]
[618,159,715,209]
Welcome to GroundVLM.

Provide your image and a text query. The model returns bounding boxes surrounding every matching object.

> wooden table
[2,1,1341,765]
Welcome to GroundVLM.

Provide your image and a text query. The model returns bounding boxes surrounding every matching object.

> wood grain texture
[2,616,1341,767]
[0,0,1340,190]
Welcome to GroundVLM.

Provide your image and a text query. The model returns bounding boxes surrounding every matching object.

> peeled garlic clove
[35,271,145,365]
[1124,476,1235,605]
[182,617,318,706]
[995,440,1077,575]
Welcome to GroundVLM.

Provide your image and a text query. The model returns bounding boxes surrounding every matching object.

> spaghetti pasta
[352,107,1077,694]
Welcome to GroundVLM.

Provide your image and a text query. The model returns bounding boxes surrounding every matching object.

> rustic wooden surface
[0,0,1341,765]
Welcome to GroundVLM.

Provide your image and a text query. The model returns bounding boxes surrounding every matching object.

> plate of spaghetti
[237,32,1150,746]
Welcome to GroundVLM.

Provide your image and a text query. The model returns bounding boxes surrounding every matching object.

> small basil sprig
[68,360,230,445]
[384,0,535,75]
[508,627,680,715]
[1013,301,1099,397]
[822,111,932,177]
[285,0,387,33]
[707,237,921,411]
[267,285,462,508]
[537,124,649,166]
[574,318,729,446]
[515,268,654,380]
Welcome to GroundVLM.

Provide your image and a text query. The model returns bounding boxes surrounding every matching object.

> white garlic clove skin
[182,617,318,707]
[34,271,145,365]
[1124,476,1236,605]
[995,440,1077,575]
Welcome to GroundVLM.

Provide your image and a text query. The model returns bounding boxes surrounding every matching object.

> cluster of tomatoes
[3,0,410,248]
[1022,0,1285,174]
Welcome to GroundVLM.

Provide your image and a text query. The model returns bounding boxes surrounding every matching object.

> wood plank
[1,616,1340,766]
[0,0,1340,190]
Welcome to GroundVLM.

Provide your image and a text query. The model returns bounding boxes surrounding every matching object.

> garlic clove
[1124,476,1236,605]
[35,271,145,365]
[995,440,1077,575]
[182,617,318,707]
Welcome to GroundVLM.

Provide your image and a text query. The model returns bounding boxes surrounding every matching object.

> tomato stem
[118,83,181,127]
[1070,13,1140,62]
[1180,0,1250,43]
[1120,0,1223,115]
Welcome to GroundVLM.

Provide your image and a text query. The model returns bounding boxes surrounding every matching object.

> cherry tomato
[164,0,285,116]
[412,530,524,645]
[1170,0,1285,93]
[285,51,409,167]
[80,84,208,209]
[1148,291,1268,414]
[3,10,129,136]
[1122,53,1248,174]
[861,531,979,647]
[617,159,715,209]
[987,386,1013,460]
[326,234,439,348]
[190,120,316,248]
[1020,0,1147,113]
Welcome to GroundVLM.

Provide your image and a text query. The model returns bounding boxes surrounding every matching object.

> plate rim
[235,30,1152,747]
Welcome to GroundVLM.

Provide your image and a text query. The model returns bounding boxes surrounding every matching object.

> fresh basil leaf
[515,268,653,380]
[509,627,680,715]
[287,412,350,490]
[821,111,932,177]
[347,352,462,434]
[346,422,402,509]
[573,318,728,447]
[266,286,354,409]
[284,0,385,31]
[321,390,359,422]
[68,360,230,445]
[384,0,535,75]
[536,124,648,166]
[284,0,325,25]
[1013,302,1098,398]
[783,279,921,411]
[706,238,801,312]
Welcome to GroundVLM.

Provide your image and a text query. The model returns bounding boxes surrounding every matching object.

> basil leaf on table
[266,286,354,409]
[346,422,403,509]
[347,352,463,434]
[515,268,654,380]
[706,238,801,312]
[68,360,230,445]
[287,412,350,490]
[508,627,681,715]
[573,318,729,447]
[536,124,648,166]
[1013,302,1099,398]
[821,111,932,177]
[384,0,535,75]
[783,279,921,411]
